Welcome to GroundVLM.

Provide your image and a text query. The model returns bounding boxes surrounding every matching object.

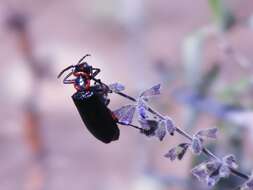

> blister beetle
[57,54,120,143]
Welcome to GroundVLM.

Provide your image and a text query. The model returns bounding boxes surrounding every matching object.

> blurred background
[0,0,253,189]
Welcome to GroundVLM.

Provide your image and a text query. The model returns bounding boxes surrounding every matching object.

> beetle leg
[117,121,145,131]
[92,68,101,78]
[63,72,75,84]
[57,65,74,79]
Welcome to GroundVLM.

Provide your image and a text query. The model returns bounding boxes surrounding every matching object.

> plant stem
[115,91,250,180]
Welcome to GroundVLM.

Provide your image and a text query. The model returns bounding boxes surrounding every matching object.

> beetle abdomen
[72,91,120,143]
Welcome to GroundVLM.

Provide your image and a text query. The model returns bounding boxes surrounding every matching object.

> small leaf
[139,119,158,135]
[197,128,218,139]
[177,143,190,160]
[192,160,222,186]
[136,99,149,120]
[208,166,221,186]
[164,147,177,161]
[206,174,221,187]
[222,154,238,169]
[113,105,136,125]
[140,84,161,99]
[191,136,203,155]
[219,165,230,178]
[108,83,125,92]
[155,124,166,141]
[164,143,190,161]
[139,119,151,130]
[205,160,221,173]
[159,117,176,135]
[192,163,209,181]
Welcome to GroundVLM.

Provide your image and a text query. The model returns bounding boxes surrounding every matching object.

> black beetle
[58,54,120,143]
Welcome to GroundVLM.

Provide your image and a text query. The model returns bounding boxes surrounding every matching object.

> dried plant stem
[116,91,249,180]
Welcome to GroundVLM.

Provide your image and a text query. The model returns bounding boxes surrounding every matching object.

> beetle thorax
[74,75,90,91]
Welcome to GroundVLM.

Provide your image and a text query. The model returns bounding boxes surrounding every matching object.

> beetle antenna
[57,65,74,78]
[77,54,91,65]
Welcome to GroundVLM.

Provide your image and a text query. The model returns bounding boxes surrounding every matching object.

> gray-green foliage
[208,0,235,31]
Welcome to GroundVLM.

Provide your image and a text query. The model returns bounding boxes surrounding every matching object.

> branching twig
[112,85,251,189]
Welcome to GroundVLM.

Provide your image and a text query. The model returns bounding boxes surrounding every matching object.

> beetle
[57,54,120,143]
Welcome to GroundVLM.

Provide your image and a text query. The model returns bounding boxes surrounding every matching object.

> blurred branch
[6,12,47,190]
[197,64,220,98]
[182,30,206,131]
[115,86,250,187]
[218,36,251,69]
[183,30,205,89]
[182,29,220,131]
[208,0,251,69]
[208,0,235,31]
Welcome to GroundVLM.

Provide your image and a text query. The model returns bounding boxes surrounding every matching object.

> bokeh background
[0,0,253,190]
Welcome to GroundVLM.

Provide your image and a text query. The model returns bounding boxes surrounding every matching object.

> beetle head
[57,54,91,78]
